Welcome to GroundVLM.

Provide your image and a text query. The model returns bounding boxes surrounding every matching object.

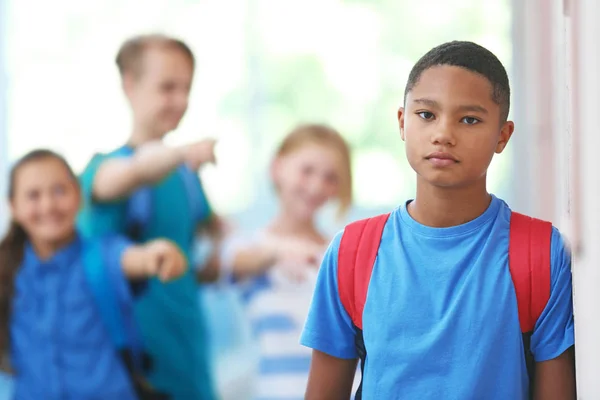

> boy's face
[398,65,514,189]
[124,46,194,140]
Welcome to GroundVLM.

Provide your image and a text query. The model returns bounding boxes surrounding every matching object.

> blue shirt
[78,148,215,400]
[11,234,136,400]
[300,195,574,400]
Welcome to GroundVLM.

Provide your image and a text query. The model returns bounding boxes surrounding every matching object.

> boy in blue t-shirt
[300,41,575,399]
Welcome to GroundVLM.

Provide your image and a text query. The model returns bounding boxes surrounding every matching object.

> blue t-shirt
[11,233,137,400]
[300,195,574,400]
[77,147,215,400]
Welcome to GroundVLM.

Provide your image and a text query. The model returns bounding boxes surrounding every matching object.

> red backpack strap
[509,212,553,333]
[337,213,391,330]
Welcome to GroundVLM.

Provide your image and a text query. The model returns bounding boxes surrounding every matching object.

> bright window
[3,0,512,229]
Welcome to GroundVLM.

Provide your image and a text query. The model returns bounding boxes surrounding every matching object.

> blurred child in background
[77,34,221,399]
[218,124,354,399]
[0,149,187,399]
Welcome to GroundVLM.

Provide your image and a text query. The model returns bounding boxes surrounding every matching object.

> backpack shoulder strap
[338,213,391,330]
[126,188,152,241]
[82,240,128,347]
[109,146,151,242]
[81,239,142,368]
[509,211,553,333]
[126,165,212,240]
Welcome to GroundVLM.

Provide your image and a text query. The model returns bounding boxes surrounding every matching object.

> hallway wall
[512,0,599,396]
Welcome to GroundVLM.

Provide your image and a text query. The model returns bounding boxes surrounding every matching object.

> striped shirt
[223,232,359,400]
[240,265,318,400]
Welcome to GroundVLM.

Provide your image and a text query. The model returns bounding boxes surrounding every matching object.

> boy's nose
[430,121,456,146]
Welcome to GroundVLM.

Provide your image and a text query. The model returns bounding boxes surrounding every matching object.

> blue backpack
[82,240,169,400]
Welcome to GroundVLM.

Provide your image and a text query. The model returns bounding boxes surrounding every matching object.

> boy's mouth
[425,151,459,167]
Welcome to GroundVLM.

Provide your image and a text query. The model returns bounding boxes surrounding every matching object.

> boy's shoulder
[337,197,568,251]
[498,202,570,255]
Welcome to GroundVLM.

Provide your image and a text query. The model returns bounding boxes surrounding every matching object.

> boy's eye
[417,111,434,120]
[461,117,480,125]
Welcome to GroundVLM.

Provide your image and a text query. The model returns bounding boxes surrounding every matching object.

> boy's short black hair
[404,41,510,121]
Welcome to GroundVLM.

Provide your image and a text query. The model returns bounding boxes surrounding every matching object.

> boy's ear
[398,107,406,141]
[495,120,515,154]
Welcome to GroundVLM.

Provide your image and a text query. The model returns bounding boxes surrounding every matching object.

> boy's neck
[268,211,325,244]
[408,178,491,228]
[127,123,163,147]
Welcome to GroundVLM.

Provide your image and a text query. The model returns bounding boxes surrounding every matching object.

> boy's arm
[229,244,277,280]
[306,350,357,400]
[534,347,576,400]
[228,237,323,280]
[93,139,215,202]
[300,231,359,399]
[531,228,576,399]
[121,239,187,281]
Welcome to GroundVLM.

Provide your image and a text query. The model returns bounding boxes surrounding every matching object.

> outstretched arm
[92,139,215,202]
[121,239,187,281]
[229,236,323,280]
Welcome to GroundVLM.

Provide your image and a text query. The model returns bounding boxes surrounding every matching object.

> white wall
[510,0,566,223]
[513,0,600,397]
[571,0,600,397]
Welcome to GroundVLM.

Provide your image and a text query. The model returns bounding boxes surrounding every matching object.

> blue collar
[23,233,82,270]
